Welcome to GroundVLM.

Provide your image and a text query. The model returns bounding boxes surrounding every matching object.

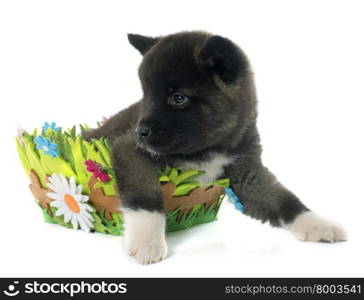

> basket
[15,122,228,235]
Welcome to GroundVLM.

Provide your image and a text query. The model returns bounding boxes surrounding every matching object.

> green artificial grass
[16,124,228,235]
[166,194,225,232]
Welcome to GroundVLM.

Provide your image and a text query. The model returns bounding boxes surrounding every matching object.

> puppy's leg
[225,157,346,243]
[112,132,167,264]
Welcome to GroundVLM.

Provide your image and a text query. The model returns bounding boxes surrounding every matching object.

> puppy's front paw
[123,209,167,264]
[284,211,346,243]
[126,234,167,265]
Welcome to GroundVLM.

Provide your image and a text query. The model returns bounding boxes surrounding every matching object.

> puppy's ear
[127,33,159,55]
[199,35,246,84]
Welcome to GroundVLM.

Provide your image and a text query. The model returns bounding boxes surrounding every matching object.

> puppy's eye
[169,93,190,107]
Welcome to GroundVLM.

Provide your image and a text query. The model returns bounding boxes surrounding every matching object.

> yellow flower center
[64,194,80,213]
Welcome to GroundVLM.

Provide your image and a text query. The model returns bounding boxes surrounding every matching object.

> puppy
[84,31,346,264]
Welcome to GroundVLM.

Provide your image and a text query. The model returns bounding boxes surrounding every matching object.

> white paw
[126,234,168,265]
[284,211,347,243]
[123,209,167,264]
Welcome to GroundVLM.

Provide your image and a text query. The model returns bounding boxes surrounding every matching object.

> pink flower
[98,172,111,183]
[100,116,109,125]
[85,160,111,183]
[17,125,25,146]
[85,160,99,173]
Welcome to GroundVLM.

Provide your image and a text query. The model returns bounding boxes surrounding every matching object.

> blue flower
[42,122,61,132]
[34,136,59,158]
[225,187,245,212]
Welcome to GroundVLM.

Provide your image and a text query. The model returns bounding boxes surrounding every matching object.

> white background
[0,0,363,277]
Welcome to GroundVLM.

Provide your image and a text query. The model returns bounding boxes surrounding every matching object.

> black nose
[136,125,152,138]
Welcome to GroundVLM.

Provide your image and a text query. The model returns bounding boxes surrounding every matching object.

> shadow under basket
[16,124,228,235]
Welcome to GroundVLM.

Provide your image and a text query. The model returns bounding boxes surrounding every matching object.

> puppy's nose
[136,125,152,138]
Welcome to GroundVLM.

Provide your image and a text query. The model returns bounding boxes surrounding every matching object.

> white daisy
[46,173,94,232]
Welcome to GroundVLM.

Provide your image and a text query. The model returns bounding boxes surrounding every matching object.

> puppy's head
[128,31,256,155]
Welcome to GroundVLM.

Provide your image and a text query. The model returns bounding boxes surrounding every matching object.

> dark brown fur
[85,31,308,227]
